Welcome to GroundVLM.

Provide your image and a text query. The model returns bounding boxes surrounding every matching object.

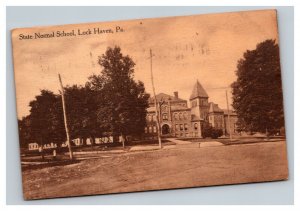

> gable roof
[223,109,237,116]
[209,102,224,113]
[149,93,186,104]
[190,80,209,100]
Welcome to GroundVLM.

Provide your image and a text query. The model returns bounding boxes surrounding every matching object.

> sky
[12,9,279,119]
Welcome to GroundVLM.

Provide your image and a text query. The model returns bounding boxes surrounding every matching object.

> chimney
[174,91,178,99]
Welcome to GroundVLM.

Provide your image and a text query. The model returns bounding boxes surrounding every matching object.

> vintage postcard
[12,9,288,200]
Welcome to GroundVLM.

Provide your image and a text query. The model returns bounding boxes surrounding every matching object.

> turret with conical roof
[190,80,209,100]
[189,80,209,122]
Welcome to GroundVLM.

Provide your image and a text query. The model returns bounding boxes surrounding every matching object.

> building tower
[189,80,209,137]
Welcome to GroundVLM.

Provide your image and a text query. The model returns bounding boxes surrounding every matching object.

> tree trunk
[91,136,95,145]
[82,137,87,146]
[121,134,126,148]
[266,127,270,140]
[113,135,119,143]
[90,136,95,150]
[41,149,44,160]
[40,138,44,160]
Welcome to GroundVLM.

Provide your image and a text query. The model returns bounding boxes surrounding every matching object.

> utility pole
[58,74,74,160]
[226,90,232,140]
[150,49,162,149]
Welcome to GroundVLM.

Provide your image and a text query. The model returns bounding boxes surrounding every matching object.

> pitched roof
[190,80,209,100]
[171,105,190,111]
[222,109,237,116]
[149,93,185,104]
[209,102,224,113]
[191,114,202,121]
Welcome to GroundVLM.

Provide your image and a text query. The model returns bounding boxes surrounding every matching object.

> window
[149,126,152,133]
[194,123,198,130]
[145,127,148,133]
[180,124,184,131]
[175,124,179,131]
[183,112,187,120]
[184,124,188,131]
[162,113,168,120]
[161,105,167,112]
[153,115,156,121]
[174,113,178,120]
[153,126,157,133]
[192,100,197,107]
[179,113,183,120]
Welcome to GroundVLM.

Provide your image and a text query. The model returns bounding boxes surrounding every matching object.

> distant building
[145,80,238,138]
[28,142,57,151]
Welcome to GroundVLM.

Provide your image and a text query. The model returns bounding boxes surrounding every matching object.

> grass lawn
[22,141,288,200]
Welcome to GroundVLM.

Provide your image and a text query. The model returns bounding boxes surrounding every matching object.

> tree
[28,90,65,158]
[18,116,32,148]
[231,39,284,134]
[64,85,101,145]
[89,46,150,146]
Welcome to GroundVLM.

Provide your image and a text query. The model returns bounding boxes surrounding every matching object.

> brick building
[145,80,238,138]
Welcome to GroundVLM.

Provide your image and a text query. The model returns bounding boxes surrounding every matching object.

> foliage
[18,116,32,148]
[231,39,284,134]
[90,46,150,141]
[27,90,66,147]
[18,46,150,148]
[64,85,101,144]
[202,124,223,139]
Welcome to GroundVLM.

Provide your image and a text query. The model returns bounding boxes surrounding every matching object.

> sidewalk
[167,138,192,145]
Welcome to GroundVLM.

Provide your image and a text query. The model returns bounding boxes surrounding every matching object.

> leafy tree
[90,46,150,145]
[231,39,284,134]
[64,85,101,145]
[28,90,65,158]
[18,116,32,148]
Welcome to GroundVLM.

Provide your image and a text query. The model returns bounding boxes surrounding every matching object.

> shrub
[202,124,223,139]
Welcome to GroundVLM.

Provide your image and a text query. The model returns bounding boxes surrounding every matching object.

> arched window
[153,126,157,133]
[153,115,156,121]
[174,113,178,120]
[184,124,188,131]
[175,124,179,131]
[162,113,168,120]
[179,113,183,120]
[194,123,198,130]
[162,106,168,112]
[145,127,148,133]
[149,126,152,133]
[183,112,187,120]
[180,124,184,131]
